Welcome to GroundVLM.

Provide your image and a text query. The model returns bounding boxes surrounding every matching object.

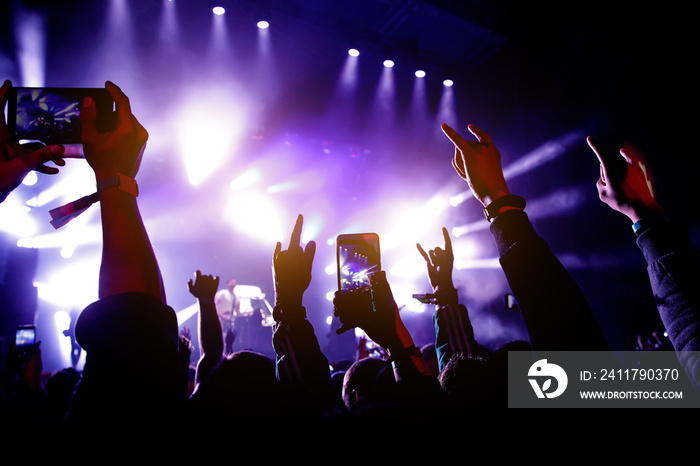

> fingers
[0,80,15,145]
[467,124,492,143]
[441,123,468,147]
[105,81,132,125]
[587,136,615,185]
[451,148,466,179]
[442,227,452,256]
[0,80,10,132]
[80,96,97,141]
[288,214,303,249]
[22,144,66,173]
[416,243,430,262]
[273,241,281,263]
[304,240,316,268]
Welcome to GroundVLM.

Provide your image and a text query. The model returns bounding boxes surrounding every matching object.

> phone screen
[7,87,114,144]
[336,233,381,293]
[15,326,36,350]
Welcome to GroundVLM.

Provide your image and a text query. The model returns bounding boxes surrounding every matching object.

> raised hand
[416,227,455,293]
[272,214,316,317]
[441,123,510,207]
[0,80,66,202]
[188,270,220,300]
[81,80,148,181]
[587,136,664,223]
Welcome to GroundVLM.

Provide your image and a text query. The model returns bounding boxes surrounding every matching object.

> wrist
[96,173,139,198]
[432,288,458,306]
[483,193,526,222]
[628,204,665,224]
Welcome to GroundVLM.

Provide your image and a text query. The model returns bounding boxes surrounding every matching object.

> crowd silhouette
[1,77,699,427]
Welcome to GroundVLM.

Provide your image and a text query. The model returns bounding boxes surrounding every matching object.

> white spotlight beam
[450,130,587,207]
[15,7,46,86]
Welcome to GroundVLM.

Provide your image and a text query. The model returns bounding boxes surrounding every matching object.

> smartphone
[15,325,36,352]
[336,233,381,293]
[6,87,115,145]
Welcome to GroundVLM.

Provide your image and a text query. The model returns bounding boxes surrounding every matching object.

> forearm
[433,303,477,372]
[491,209,609,351]
[97,187,164,301]
[636,220,700,389]
[272,309,331,390]
[197,298,224,358]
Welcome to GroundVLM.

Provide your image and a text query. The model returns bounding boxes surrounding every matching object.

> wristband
[483,194,526,222]
[632,216,669,237]
[389,345,422,371]
[97,173,139,197]
[49,173,138,229]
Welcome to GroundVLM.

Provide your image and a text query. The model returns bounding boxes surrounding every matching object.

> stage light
[381,194,449,251]
[22,171,38,186]
[0,196,36,238]
[15,6,46,86]
[443,79,454,86]
[177,88,248,186]
[36,258,100,310]
[383,59,395,68]
[502,130,584,180]
[415,69,426,78]
[348,48,360,57]
[223,190,284,244]
[449,190,471,207]
[230,168,262,190]
[212,6,225,15]
[257,20,269,29]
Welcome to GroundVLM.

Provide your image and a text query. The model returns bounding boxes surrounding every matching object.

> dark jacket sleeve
[433,303,479,372]
[489,210,610,351]
[636,219,700,390]
[272,307,339,411]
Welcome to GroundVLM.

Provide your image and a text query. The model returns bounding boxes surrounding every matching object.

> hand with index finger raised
[441,123,510,207]
[272,214,316,313]
[587,136,664,223]
[416,227,455,293]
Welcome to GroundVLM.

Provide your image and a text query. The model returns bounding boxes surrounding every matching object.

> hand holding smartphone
[6,87,115,148]
[336,233,381,294]
[15,325,36,349]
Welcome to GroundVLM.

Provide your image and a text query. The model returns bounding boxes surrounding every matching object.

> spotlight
[348,48,360,57]
[257,20,269,29]
[212,6,225,15]
[415,69,426,78]
[443,79,454,86]
[383,59,395,68]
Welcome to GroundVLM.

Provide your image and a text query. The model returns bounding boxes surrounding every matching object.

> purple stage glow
[1,0,694,371]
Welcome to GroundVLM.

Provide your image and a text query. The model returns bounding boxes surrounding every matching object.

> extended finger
[0,80,12,142]
[442,227,452,256]
[288,214,303,249]
[23,144,65,171]
[105,81,132,126]
[467,124,493,144]
[441,123,470,148]
[273,241,281,263]
[303,240,316,268]
[416,243,430,262]
[80,96,98,142]
[586,136,615,183]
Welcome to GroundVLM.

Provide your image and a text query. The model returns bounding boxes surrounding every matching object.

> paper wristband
[49,173,138,229]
